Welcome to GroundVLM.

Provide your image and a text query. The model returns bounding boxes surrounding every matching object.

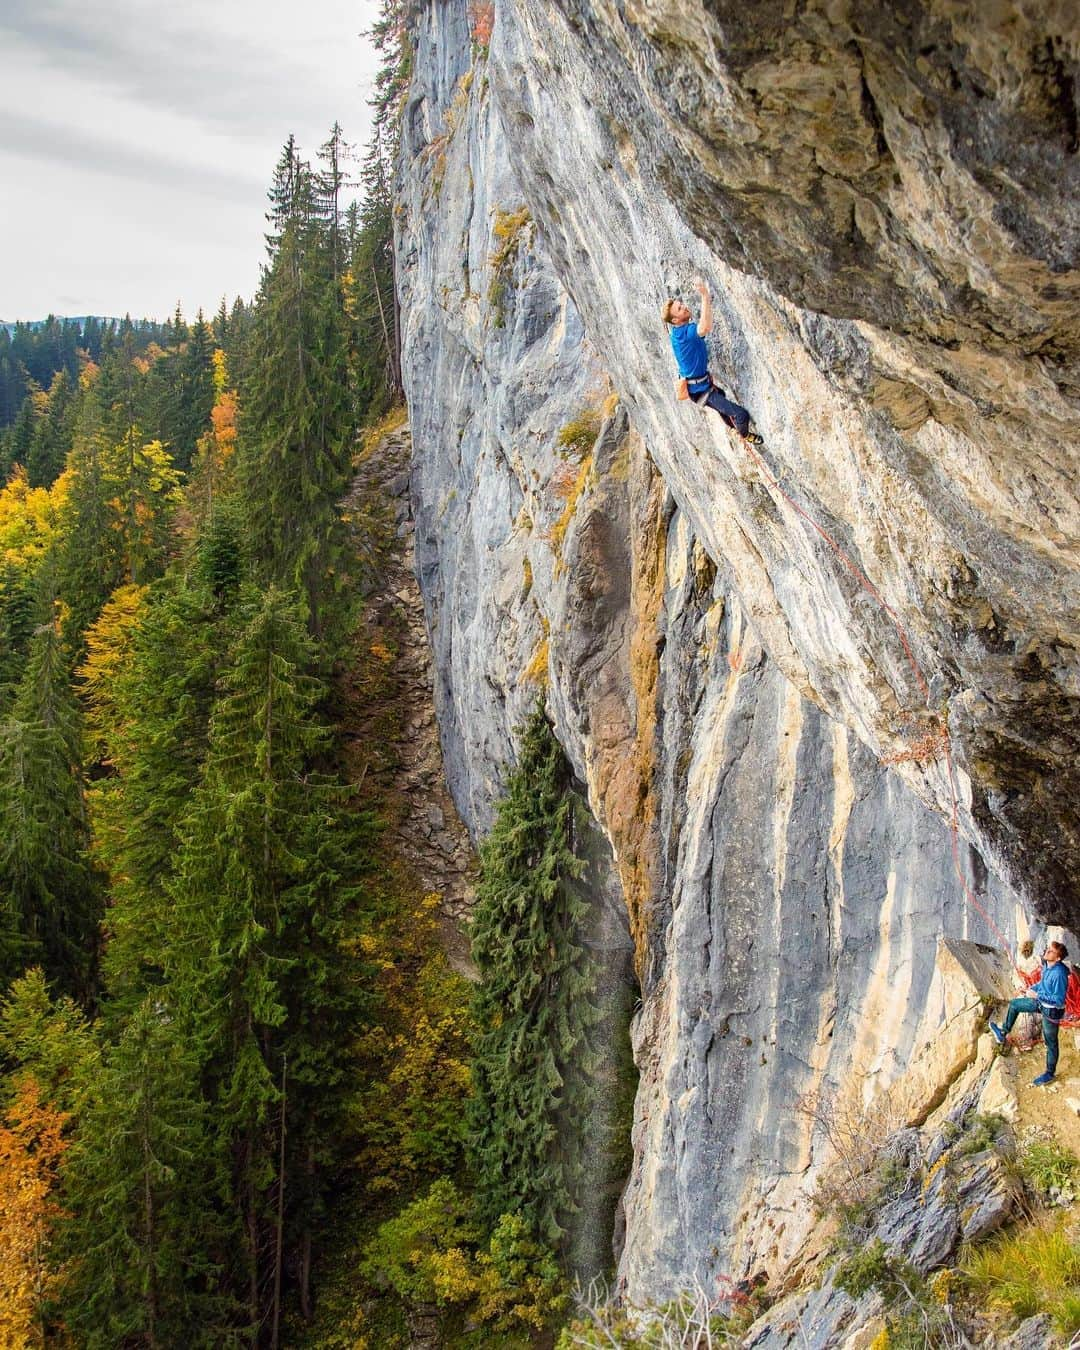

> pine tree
[57,995,237,1348]
[26,369,76,488]
[0,621,100,997]
[165,586,373,1329]
[238,139,355,643]
[468,705,599,1253]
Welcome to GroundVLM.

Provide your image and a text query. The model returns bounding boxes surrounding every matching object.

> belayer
[663,278,763,444]
[990,940,1070,1085]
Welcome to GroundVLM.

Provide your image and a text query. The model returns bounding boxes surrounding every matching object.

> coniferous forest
[0,7,633,1348]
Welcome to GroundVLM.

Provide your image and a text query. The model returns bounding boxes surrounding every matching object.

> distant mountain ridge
[1,316,126,333]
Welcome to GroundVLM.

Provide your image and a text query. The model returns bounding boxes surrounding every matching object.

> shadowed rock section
[395,0,1077,1305]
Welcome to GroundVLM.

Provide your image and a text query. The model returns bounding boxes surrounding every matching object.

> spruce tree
[57,401,182,645]
[56,995,237,1348]
[238,139,355,642]
[0,562,39,706]
[171,310,215,473]
[0,621,100,997]
[468,705,599,1253]
[81,577,226,1021]
[165,586,373,1328]
[4,396,38,477]
[26,369,76,488]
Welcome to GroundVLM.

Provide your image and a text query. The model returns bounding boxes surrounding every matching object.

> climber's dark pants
[695,385,751,437]
[1003,997,1064,1075]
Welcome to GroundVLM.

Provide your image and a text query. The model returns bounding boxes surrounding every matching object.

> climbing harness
[691,374,757,438]
[735,431,1029,980]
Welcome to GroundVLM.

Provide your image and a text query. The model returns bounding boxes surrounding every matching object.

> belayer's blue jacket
[1030,959,1069,1009]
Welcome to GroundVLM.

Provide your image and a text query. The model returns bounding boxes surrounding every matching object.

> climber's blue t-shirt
[670,322,710,391]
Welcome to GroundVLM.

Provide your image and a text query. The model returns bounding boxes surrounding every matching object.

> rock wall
[489,0,1080,924]
[395,0,1078,1304]
[343,422,477,968]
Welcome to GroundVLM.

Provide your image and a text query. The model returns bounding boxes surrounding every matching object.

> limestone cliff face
[395,0,1078,1303]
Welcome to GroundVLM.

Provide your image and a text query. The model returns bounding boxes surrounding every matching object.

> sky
[0,0,383,323]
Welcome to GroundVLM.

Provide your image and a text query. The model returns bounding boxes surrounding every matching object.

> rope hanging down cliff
[736,431,1026,979]
[662,279,1031,979]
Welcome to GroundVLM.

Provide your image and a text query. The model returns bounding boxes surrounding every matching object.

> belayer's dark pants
[698,386,751,437]
[1002,996,1064,1075]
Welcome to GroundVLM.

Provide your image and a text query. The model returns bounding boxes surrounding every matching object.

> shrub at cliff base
[961,1217,1080,1338]
[359,1178,566,1344]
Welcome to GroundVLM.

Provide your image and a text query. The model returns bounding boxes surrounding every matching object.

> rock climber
[989,940,1070,1085]
[663,279,763,444]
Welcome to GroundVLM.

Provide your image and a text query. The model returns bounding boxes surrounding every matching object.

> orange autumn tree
[0,1077,68,1347]
[184,349,238,536]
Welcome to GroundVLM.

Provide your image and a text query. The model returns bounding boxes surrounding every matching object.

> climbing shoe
[989,1021,1006,1045]
[744,432,764,445]
[1033,1072,1055,1086]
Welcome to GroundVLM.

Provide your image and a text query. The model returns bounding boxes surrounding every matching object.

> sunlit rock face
[395,0,1076,1305]
[490,0,1080,923]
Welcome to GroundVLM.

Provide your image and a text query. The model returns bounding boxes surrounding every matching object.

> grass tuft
[357,404,408,463]
[487,207,532,327]
[961,1218,1080,1336]
[556,408,603,459]
[1018,1139,1080,1198]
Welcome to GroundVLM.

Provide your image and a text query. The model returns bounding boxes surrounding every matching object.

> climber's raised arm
[693,277,712,337]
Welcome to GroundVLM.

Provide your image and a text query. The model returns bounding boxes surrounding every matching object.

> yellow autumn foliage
[349,887,473,1193]
[211,346,229,395]
[0,1077,68,1349]
[0,466,67,572]
[78,584,148,768]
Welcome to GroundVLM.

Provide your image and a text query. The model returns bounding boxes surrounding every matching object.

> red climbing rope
[737,434,1026,979]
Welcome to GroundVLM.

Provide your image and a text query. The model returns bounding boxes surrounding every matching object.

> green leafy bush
[834,1239,921,1305]
[360,1180,567,1338]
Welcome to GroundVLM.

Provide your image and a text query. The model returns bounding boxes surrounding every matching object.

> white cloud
[0,0,382,320]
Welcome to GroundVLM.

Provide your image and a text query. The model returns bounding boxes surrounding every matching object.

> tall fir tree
[238,139,355,642]
[0,621,100,997]
[26,369,76,488]
[468,705,599,1254]
[56,995,238,1348]
[165,586,373,1330]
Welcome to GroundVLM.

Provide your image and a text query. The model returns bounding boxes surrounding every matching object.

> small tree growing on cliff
[468,703,599,1257]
